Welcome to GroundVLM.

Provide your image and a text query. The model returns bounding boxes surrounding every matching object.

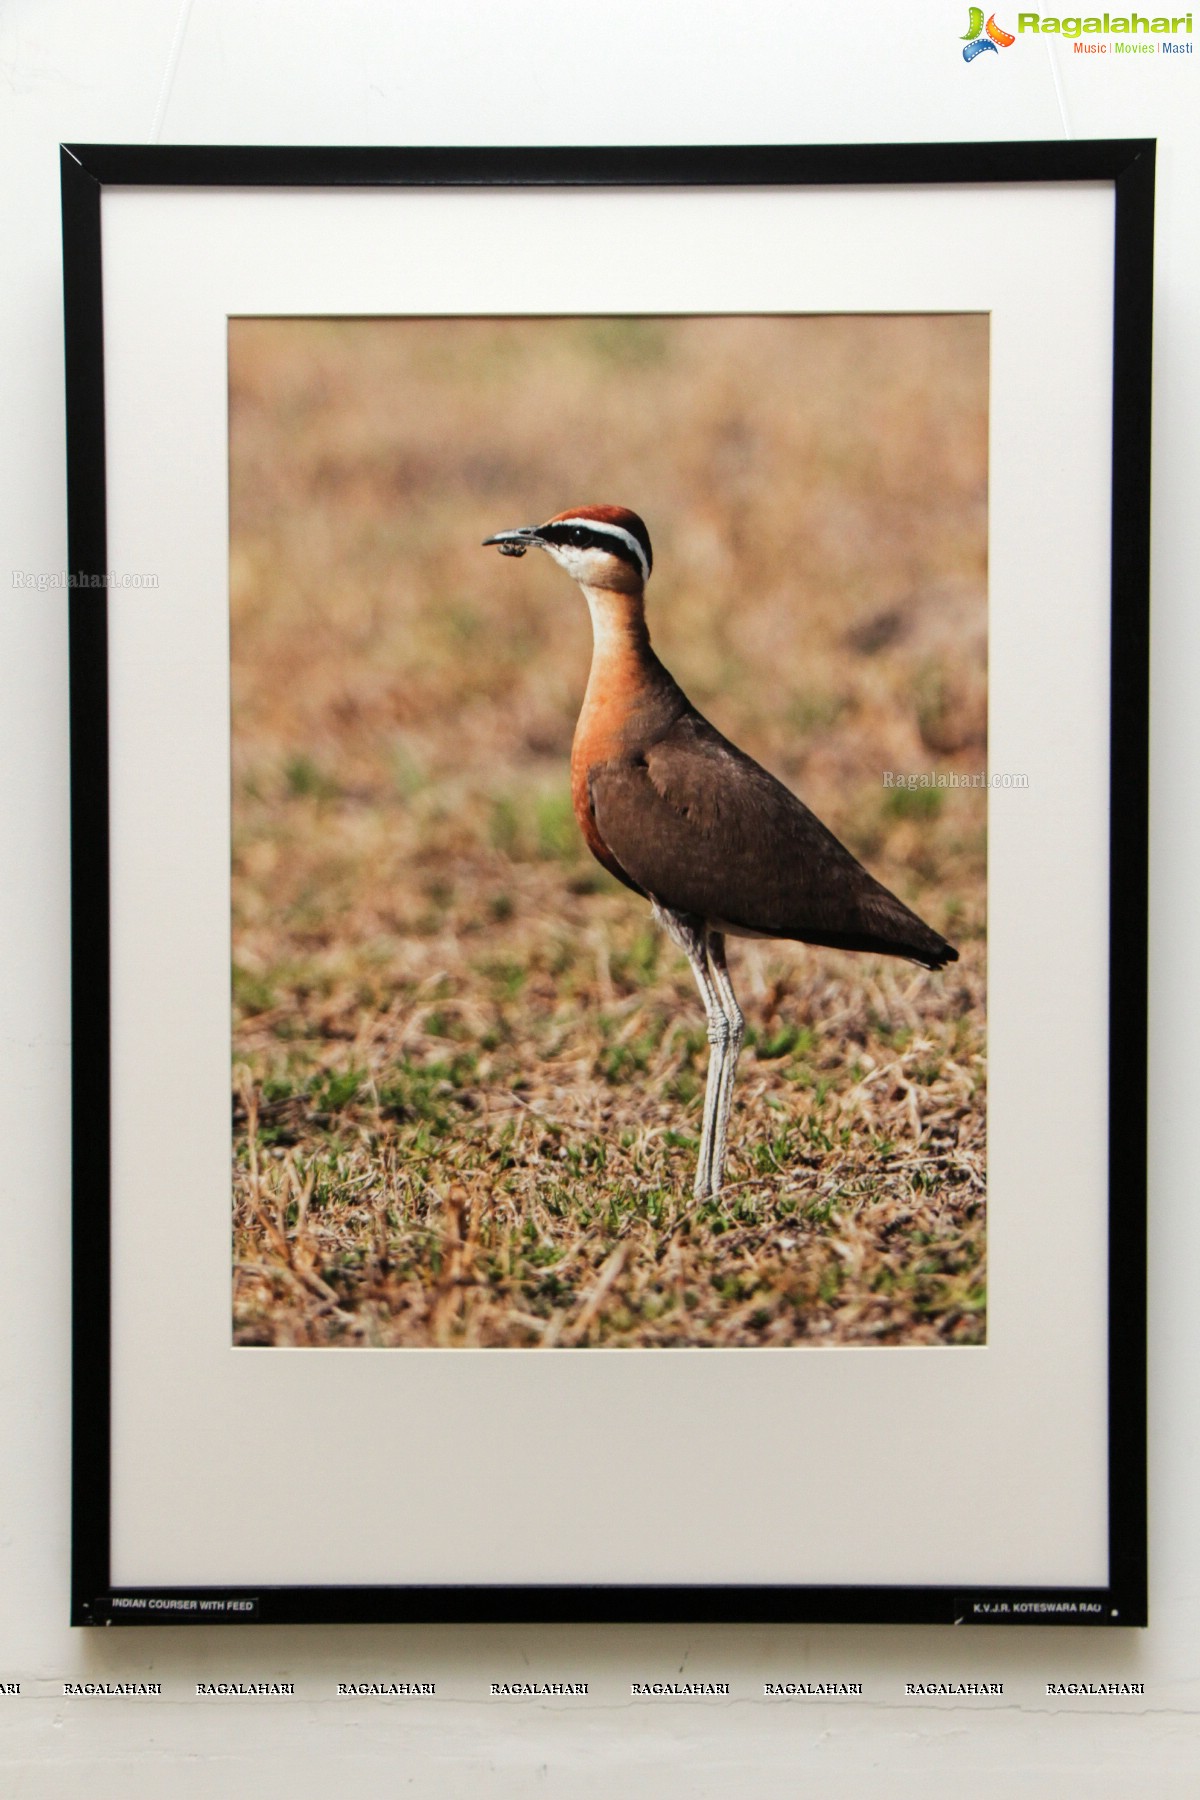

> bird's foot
[693,1162,729,1201]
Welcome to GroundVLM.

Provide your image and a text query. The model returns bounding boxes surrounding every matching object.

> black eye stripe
[539,522,650,573]
[541,524,620,555]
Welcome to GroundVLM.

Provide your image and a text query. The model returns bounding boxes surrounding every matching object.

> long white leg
[653,905,727,1198]
[693,977,729,1200]
[706,934,744,1198]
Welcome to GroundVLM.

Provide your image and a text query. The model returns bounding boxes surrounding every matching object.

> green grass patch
[753,1023,815,1061]
[883,784,944,821]
[535,790,578,861]
[233,963,276,1016]
[284,753,339,801]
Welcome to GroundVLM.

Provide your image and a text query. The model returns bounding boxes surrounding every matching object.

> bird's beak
[482,525,542,559]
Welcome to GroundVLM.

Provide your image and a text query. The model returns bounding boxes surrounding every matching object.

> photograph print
[230,311,987,1350]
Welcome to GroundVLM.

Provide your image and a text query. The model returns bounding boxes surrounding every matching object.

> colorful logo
[961,7,1017,55]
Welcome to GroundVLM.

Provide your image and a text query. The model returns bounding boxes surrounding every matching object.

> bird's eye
[571,527,586,545]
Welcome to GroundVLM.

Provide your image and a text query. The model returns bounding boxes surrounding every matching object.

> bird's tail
[858,885,959,969]
[910,933,959,971]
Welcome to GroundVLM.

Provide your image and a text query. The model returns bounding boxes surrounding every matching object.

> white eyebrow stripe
[555,517,650,582]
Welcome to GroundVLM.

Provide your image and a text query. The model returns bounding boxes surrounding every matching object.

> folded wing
[588,711,957,969]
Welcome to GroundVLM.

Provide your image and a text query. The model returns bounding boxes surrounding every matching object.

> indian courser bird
[484,506,958,1199]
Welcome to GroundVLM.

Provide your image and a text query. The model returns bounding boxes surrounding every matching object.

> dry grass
[230,314,987,1348]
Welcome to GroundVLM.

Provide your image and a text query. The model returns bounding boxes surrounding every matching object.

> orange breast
[569,623,683,891]
[571,678,640,886]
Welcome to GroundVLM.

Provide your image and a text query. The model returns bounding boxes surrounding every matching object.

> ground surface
[229,313,988,1348]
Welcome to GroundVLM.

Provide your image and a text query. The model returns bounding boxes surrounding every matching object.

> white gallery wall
[1,2,1198,1793]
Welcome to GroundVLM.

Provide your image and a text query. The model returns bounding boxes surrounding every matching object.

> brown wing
[587,710,957,968]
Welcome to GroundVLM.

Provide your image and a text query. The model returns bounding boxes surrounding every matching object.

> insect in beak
[483,527,540,559]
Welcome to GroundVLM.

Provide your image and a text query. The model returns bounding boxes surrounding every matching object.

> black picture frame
[63,140,1152,1629]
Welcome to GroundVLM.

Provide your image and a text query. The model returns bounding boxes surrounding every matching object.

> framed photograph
[64,142,1151,1627]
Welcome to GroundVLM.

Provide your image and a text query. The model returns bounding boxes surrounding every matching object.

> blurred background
[230,314,987,1349]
